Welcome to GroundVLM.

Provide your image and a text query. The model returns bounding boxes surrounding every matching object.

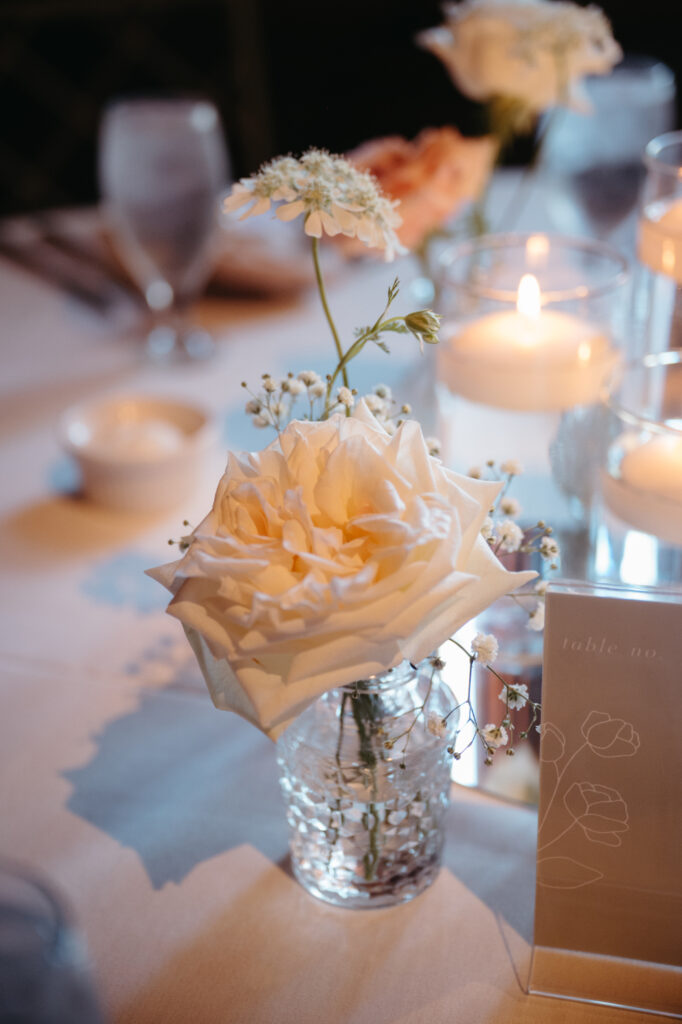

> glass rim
[436,232,629,304]
[602,348,682,436]
[644,131,682,179]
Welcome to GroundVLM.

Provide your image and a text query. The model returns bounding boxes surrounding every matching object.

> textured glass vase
[276,660,456,909]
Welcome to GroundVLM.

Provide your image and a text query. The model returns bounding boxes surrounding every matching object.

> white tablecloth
[0,182,672,1023]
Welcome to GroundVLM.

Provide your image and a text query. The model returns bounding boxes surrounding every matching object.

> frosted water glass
[99,97,228,360]
[540,56,676,251]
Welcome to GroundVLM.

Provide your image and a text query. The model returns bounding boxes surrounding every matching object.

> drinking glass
[0,860,104,1023]
[99,97,229,360]
[539,56,676,252]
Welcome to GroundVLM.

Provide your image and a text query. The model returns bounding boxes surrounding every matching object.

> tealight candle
[602,428,682,546]
[440,274,617,412]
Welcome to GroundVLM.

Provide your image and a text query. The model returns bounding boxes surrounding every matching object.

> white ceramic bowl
[59,395,217,513]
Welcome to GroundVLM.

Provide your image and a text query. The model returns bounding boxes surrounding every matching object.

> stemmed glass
[99,97,229,359]
[539,56,676,252]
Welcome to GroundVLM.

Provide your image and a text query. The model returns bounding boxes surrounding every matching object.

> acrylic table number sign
[530,582,682,1018]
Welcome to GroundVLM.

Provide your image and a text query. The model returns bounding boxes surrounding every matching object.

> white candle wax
[86,419,186,461]
[439,305,616,412]
[638,198,682,282]
[602,430,682,546]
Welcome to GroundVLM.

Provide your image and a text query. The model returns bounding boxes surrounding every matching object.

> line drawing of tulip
[538,710,639,832]
[580,710,641,758]
[535,710,639,886]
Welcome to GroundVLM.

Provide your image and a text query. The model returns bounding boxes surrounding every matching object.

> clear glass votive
[434,234,628,577]
[632,131,682,356]
[590,350,682,589]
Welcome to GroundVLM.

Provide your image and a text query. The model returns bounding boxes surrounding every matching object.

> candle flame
[517,274,541,319]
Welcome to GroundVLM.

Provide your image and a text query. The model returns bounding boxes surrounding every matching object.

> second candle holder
[434,233,629,563]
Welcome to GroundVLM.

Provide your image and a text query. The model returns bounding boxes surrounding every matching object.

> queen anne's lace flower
[223,149,405,261]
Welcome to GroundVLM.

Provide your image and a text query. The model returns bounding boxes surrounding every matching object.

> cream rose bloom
[418,0,622,113]
[149,404,534,739]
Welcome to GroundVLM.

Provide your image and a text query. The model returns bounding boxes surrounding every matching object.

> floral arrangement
[149,147,556,766]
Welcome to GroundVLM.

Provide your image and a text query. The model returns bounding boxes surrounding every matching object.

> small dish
[59,394,217,512]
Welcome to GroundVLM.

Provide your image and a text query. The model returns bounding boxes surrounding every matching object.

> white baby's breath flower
[500,496,521,517]
[497,519,524,553]
[468,466,482,479]
[297,370,321,386]
[427,712,448,738]
[262,376,278,393]
[336,386,355,408]
[499,682,529,710]
[480,516,494,540]
[535,580,548,596]
[363,393,390,416]
[500,459,523,476]
[373,384,392,400]
[245,398,262,415]
[252,413,270,428]
[471,632,499,664]
[481,723,508,749]
[309,381,327,399]
[528,602,545,631]
[426,437,441,457]
[540,536,560,560]
[282,378,306,396]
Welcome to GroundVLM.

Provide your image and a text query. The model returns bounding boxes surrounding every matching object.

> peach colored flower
[348,127,496,249]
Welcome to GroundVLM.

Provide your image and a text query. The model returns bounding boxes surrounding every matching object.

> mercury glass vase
[276,659,456,909]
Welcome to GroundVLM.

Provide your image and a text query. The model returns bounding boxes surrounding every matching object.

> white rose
[149,402,534,739]
[418,0,621,113]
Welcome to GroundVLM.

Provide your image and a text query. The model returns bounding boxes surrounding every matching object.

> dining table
[0,175,676,1024]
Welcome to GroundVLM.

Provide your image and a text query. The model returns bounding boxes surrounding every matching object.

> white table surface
[0,181,672,1023]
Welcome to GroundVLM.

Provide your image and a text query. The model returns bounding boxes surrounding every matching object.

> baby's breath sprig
[447,635,541,765]
[469,459,558,631]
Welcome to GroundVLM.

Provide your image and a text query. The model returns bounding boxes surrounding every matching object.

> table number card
[530,583,682,1018]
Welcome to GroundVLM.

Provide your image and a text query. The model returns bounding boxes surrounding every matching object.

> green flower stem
[351,691,383,881]
[311,236,349,390]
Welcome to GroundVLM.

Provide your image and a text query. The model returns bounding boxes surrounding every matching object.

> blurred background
[1,0,680,217]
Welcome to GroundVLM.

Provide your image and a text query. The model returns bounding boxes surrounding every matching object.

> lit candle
[439,274,617,412]
[638,198,682,282]
[602,428,682,546]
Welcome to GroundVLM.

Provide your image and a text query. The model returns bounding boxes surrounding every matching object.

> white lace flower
[528,602,545,631]
[245,398,262,415]
[499,682,529,710]
[480,516,494,540]
[309,381,326,399]
[497,519,524,553]
[500,459,523,476]
[224,149,405,260]
[471,632,499,664]
[481,723,508,749]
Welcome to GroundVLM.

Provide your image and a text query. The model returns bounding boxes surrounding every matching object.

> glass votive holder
[632,131,682,356]
[433,233,628,576]
[590,350,682,589]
